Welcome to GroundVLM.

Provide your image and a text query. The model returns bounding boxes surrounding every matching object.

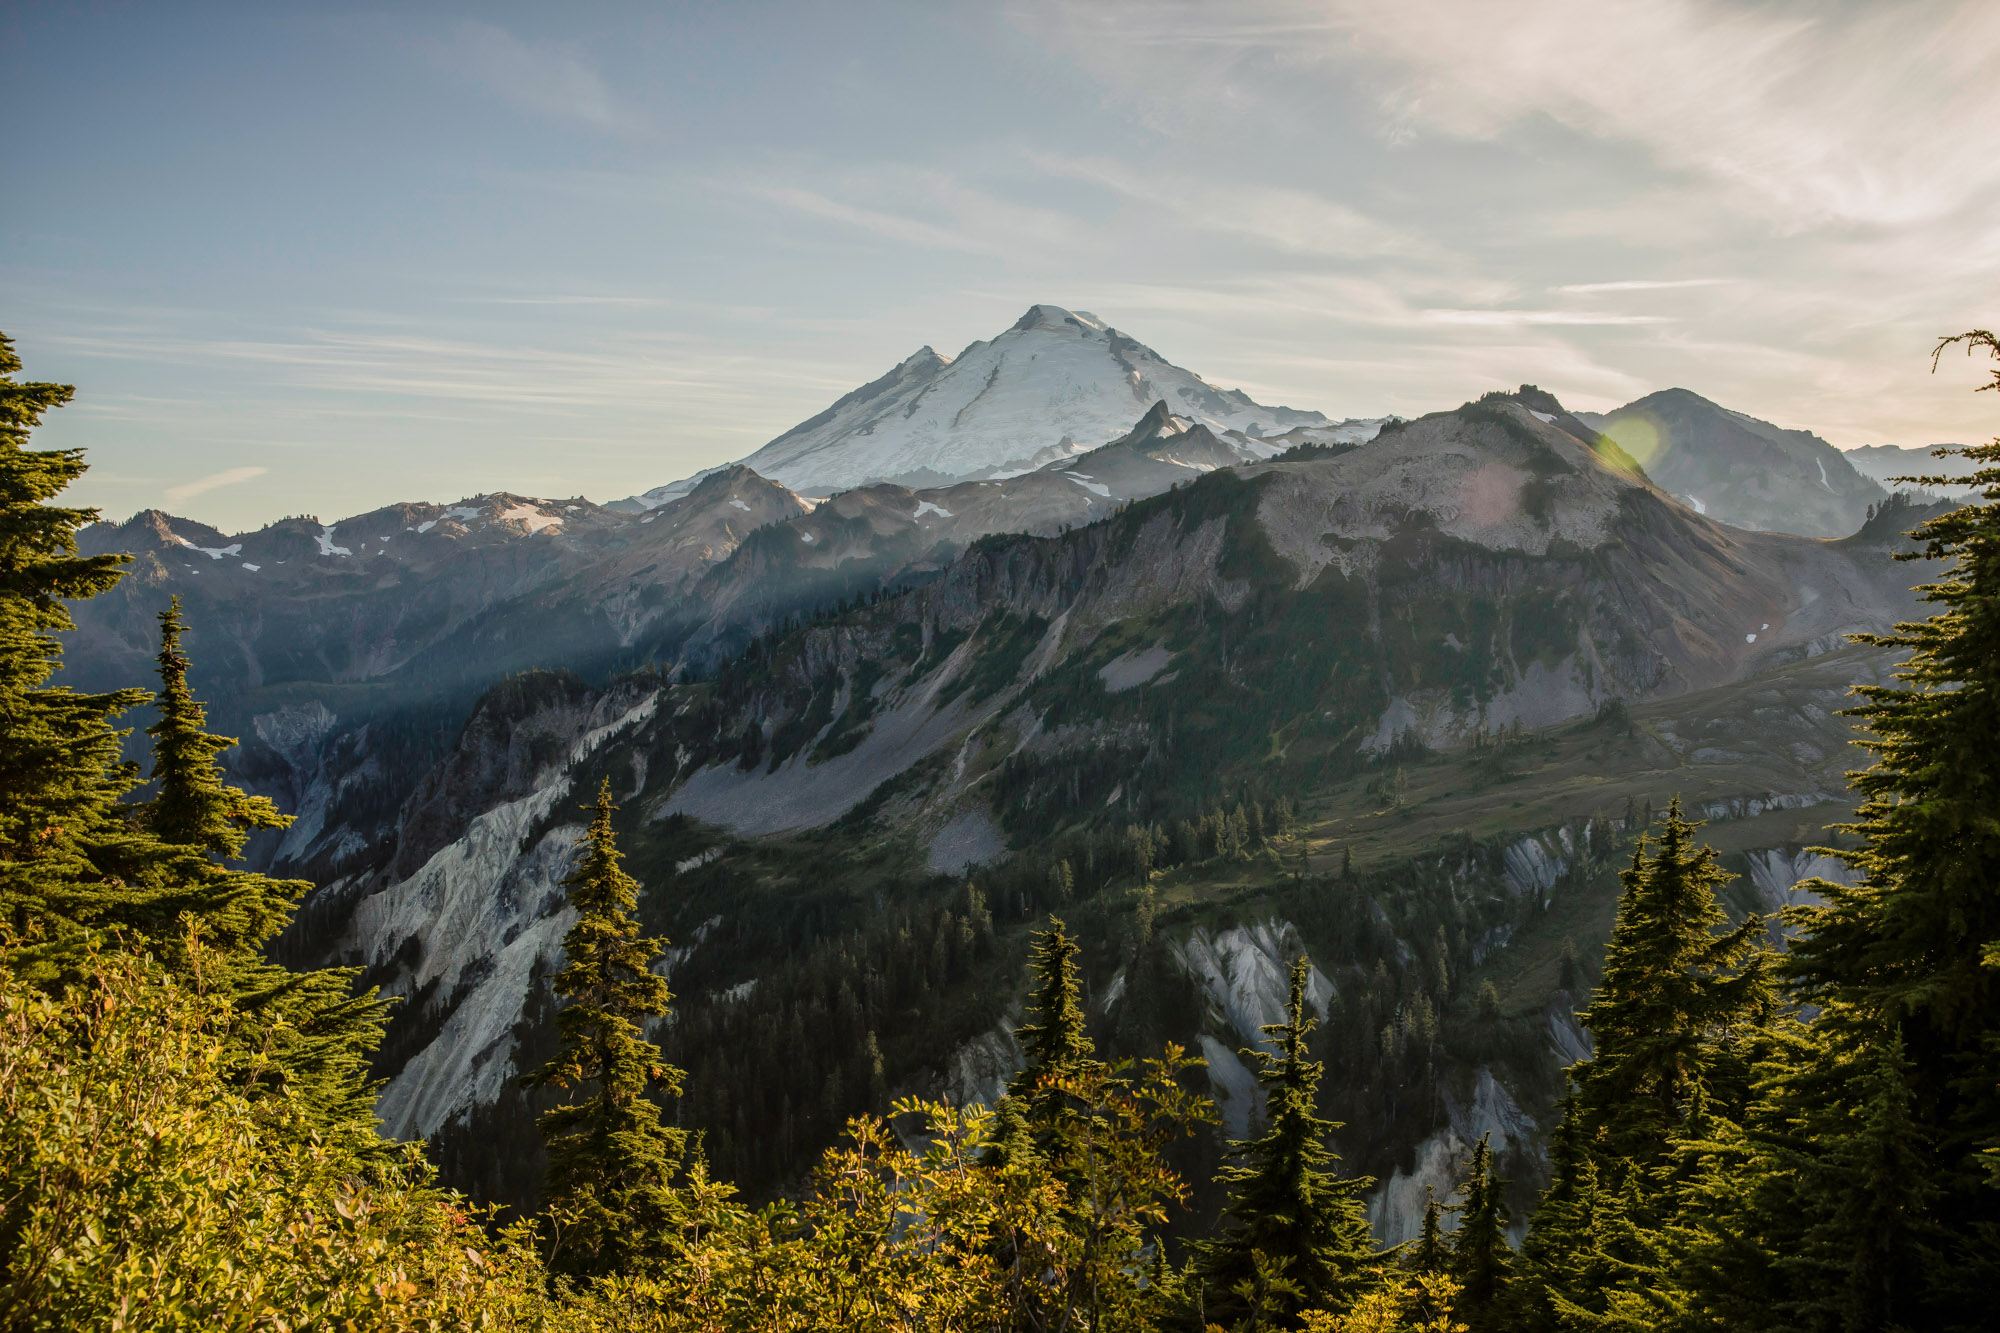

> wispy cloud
[1423,309,1670,326]
[742,170,1095,263]
[164,465,267,505]
[752,185,996,255]
[433,21,633,133]
[45,325,848,416]
[1557,278,1730,294]
[1019,1,2000,229]
[1026,151,1443,263]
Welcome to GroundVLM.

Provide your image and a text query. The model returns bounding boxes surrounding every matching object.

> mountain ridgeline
[66,360,1939,1200]
[85,382,1935,1234]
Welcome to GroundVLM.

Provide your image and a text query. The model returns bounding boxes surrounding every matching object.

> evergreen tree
[1410,1190,1449,1277]
[1197,955,1377,1324]
[141,599,296,951]
[1521,802,1768,1327]
[523,780,687,1277]
[1775,331,2000,1327]
[137,600,387,1131]
[1570,798,1768,1168]
[1808,1032,1940,1330]
[0,333,155,953]
[1002,914,1096,1147]
[1449,1133,1511,1331]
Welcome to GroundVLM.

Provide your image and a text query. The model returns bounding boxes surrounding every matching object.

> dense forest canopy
[2,329,1996,1330]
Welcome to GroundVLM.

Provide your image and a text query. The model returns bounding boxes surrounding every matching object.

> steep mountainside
[1584,388,1885,536]
[69,470,809,880]
[279,390,1937,1234]
[66,396,1374,890]
[626,304,1368,503]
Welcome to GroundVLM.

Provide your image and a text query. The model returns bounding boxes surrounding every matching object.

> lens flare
[1603,415,1664,467]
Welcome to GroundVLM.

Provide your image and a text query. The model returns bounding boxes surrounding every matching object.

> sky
[4,0,1998,532]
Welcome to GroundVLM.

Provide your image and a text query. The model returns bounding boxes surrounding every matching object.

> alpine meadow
[5,4,1999,1329]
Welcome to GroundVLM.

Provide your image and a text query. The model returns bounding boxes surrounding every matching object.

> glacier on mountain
[628,304,1349,504]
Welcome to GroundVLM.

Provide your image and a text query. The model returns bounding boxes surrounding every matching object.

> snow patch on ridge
[173,533,242,560]
[494,502,562,534]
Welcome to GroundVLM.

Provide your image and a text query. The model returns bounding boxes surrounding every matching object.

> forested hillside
[6,329,1998,1331]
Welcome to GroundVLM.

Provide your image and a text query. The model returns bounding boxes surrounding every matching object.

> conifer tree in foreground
[979,913,1216,1330]
[140,599,387,1131]
[0,333,155,956]
[1409,1191,1449,1279]
[1568,799,1768,1168]
[524,780,687,1278]
[1521,800,1768,1328]
[995,914,1097,1160]
[1743,330,2000,1330]
[1197,954,1377,1325]
[144,599,290,897]
[1449,1133,1511,1333]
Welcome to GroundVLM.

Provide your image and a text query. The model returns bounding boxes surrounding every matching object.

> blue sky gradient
[5,1,1997,529]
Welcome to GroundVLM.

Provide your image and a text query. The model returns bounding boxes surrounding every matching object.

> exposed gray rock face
[1744,845,1862,941]
[927,808,1007,874]
[937,1022,1025,1112]
[342,680,661,1139]
[1172,920,1335,1139]
[1368,1068,1540,1245]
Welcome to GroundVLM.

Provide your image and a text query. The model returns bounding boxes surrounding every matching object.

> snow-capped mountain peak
[627,304,1339,507]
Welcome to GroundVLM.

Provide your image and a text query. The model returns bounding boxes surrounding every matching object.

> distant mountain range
[1842,442,1982,498]
[63,303,1974,1237]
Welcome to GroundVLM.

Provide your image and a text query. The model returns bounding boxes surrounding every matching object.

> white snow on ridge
[315,525,351,557]
[1067,474,1112,498]
[173,534,243,560]
[913,500,953,519]
[494,502,563,534]
[623,304,1334,502]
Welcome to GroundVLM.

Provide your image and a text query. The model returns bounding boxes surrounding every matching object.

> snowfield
[628,304,1339,504]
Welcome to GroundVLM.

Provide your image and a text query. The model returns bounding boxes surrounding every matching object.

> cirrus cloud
[163,465,268,505]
